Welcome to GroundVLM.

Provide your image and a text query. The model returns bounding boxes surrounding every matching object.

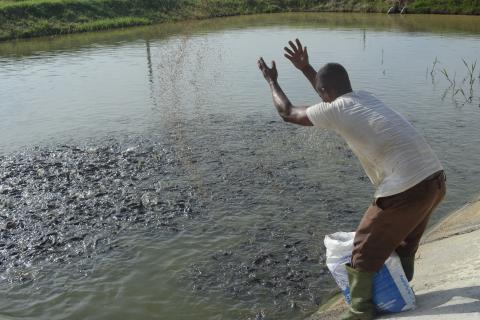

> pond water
[1,12,480,320]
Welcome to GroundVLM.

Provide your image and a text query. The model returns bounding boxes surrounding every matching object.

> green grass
[1,0,480,41]
[409,0,480,14]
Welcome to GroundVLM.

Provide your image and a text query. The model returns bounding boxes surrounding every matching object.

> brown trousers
[352,171,446,272]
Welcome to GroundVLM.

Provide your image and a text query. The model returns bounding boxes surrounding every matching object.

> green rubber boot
[400,256,415,282]
[341,264,375,320]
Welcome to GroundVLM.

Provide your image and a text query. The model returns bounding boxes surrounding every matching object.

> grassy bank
[1,0,480,41]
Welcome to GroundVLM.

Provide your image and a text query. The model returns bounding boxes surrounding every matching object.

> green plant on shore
[1,0,480,41]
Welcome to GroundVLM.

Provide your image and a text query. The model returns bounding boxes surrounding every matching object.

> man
[387,0,408,14]
[257,39,446,320]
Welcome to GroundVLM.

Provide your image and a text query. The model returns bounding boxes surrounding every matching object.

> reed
[439,58,479,106]
[462,58,477,102]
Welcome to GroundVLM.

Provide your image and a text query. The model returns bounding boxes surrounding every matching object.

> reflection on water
[1,13,480,59]
[1,12,480,320]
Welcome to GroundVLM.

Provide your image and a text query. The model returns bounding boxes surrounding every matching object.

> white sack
[324,232,416,313]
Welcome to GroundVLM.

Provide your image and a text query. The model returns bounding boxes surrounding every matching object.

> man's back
[306,90,443,197]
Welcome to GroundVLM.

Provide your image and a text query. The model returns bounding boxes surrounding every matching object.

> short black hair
[315,63,352,95]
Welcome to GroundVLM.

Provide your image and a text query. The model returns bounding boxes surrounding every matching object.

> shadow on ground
[391,286,480,317]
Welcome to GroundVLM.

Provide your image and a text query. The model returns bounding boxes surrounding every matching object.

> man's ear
[325,88,337,102]
[322,90,331,103]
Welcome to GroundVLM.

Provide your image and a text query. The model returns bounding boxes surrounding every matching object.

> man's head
[315,63,353,102]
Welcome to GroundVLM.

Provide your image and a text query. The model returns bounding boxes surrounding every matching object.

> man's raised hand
[284,38,309,71]
[257,57,278,84]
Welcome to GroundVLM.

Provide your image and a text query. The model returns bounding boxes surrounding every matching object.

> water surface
[1,12,480,320]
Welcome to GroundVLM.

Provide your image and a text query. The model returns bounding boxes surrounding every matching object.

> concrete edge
[423,196,480,243]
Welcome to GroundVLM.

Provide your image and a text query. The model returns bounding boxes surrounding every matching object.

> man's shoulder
[336,90,375,103]
[351,90,389,109]
[333,90,374,110]
[352,90,377,101]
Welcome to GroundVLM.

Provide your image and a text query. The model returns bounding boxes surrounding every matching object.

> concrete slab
[308,197,480,320]
[379,228,480,319]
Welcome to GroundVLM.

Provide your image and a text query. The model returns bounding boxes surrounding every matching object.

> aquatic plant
[440,68,457,100]
[462,58,477,103]
[438,58,479,107]
[431,56,439,77]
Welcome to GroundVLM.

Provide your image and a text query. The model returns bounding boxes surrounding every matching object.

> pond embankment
[308,196,480,319]
[1,0,480,41]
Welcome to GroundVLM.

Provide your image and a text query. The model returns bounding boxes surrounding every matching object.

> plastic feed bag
[324,232,416,313]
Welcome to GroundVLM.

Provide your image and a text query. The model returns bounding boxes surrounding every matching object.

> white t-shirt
[306,90,443,198]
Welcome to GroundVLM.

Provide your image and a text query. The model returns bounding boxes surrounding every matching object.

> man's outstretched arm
[284,39,319,95]
[257,57,312,126]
